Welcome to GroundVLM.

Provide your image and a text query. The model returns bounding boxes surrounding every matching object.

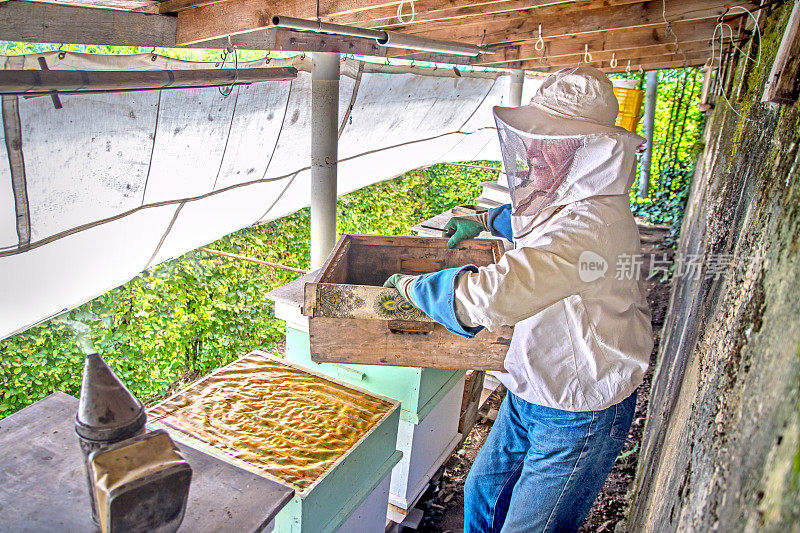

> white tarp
[0,52,530,340]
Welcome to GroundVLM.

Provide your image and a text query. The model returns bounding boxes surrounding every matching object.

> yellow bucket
[613,86,645,133]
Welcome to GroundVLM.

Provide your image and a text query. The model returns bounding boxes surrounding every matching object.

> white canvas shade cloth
[0,52,537,340]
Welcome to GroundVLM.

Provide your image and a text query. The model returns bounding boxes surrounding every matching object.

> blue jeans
[464,390,637,533]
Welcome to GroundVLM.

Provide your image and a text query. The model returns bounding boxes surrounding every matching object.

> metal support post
[638,70,658,198]
[311,52,339,269]
[509,69,524,107]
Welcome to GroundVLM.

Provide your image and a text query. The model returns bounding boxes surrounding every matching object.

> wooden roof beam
[0,0,382,55]
[394,0,757,46]
[600,57,713,73]
[0,1,178,48]
[523,48,714,72]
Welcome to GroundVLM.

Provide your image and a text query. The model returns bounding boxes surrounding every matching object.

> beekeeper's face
[512,137,582,215]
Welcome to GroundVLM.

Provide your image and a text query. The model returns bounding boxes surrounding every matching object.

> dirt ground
[414,223,674,533]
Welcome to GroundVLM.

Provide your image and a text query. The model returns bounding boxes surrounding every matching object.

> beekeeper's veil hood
[493,66,645,240]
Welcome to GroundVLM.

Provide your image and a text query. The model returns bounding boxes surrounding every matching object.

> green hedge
[0,163,493,419]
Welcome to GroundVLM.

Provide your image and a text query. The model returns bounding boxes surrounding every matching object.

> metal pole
[509,69,524,106]
[272,16,489,57]
[638,70,658,198]
[311,52,339,269]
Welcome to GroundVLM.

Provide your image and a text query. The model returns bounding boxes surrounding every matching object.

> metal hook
[638,65,644,74]
[717,5,730,23]
[57,43,66,60]
[219,37,238,97]
[583,44,592,63]
[626,59,631,73]
[480,29,486,47]
[535,23,544,51]
[610,52,618,68]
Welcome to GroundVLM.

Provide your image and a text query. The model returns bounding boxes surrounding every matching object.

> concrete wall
[627,4,800,532]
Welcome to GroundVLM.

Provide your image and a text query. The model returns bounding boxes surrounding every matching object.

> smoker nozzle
[75,352,146,444]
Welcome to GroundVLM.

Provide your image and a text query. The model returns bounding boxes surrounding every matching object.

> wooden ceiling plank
[0,1,382,54]
[470,19,721,65]
[483,41,713,70]
[394,0,756,46]
[540,48,713,70]
[386,18,721,63]
[175,0,308,45]
[161,0,403,15]
[0,1,178,47]
[159,0,229,14]
[600,57,710,73]
[31,0,160,11]
[328,0,578,27]
[364,0,646,30]
[174,0,417,44]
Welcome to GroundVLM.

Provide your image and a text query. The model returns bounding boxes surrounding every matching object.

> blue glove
[487,204,513,242]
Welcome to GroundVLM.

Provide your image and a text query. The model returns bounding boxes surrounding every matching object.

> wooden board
[0,392,294,533]
[763,0,800,105]
[309,316,509,370]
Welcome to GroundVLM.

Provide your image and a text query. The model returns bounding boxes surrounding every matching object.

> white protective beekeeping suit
[454,66,653,411]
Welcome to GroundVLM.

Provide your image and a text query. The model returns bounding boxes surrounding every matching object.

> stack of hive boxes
[268,275,466,519]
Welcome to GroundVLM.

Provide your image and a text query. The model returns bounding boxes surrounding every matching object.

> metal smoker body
[75,353,190,532]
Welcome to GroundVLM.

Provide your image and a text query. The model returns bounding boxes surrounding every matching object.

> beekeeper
[384,66,652,532]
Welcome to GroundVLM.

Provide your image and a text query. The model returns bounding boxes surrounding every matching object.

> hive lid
[76,353,146,442]
[148,351,398,494]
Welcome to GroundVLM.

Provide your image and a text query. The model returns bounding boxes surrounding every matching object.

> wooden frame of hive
[303,234,513,371]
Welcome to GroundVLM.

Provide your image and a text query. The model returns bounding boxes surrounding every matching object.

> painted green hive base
[285,326,464,423]
[273,449,401,533]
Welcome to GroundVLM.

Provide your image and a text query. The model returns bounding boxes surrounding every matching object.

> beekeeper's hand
[444,218,485,249]
[383,274,420,308]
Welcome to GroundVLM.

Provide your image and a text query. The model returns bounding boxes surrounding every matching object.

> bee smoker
[75,353,147,522]
[75,353,191,532]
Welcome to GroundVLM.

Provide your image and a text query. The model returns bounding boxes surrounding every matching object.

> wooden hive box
[303,235,513,371]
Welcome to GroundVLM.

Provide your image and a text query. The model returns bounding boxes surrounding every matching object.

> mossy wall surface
[627,4,800,532]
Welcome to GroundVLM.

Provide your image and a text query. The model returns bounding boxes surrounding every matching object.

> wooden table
[0,392,294,532]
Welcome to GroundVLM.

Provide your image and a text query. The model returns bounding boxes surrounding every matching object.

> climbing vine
[0,163,492,419]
